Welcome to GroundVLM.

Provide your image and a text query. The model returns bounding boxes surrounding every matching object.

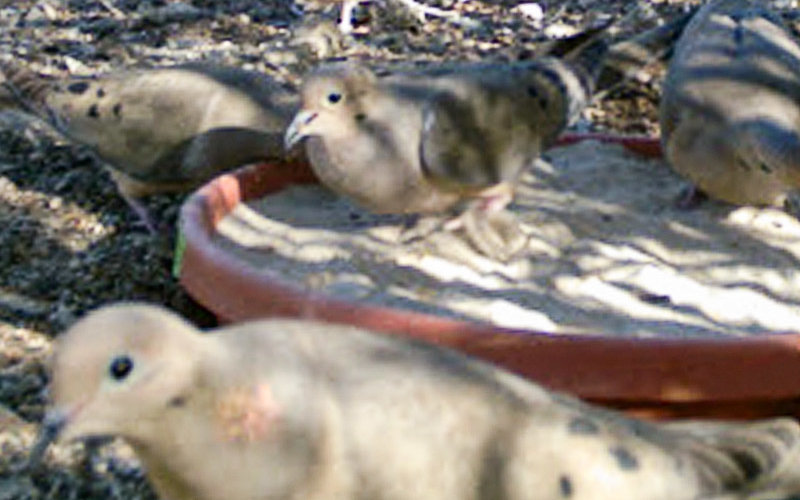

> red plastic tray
[178,133,800,420]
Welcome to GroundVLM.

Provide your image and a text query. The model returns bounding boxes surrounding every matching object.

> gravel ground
[0,0,796,497]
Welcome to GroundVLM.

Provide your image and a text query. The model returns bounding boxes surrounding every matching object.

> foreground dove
[32,303,800,500]
[0,61,298,231]
[283,12,642,260]
[660,0,800,210]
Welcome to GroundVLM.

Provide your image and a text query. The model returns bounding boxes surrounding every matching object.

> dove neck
[123,335,234,500]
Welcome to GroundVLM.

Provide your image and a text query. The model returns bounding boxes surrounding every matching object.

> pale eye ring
[109,355,134,381]
[327,92,342,104]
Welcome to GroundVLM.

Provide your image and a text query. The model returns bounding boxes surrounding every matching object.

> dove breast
[660,0,800,206]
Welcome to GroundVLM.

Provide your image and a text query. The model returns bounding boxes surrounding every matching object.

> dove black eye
[109,355,134,381]
[327,92,342,104]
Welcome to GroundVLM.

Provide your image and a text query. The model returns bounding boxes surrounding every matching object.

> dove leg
[461,207,528,262]
[105,167,168,234]
[395,185,514,247]
[397,213,456,244]
[118,189,158,234]
[443,185,528,261]
[443,183,515,231]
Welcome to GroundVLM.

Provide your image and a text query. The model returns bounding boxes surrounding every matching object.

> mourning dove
[0,60,298,231]
[660,0,800,211]
[284,13,637,260]
[32,303,800,500]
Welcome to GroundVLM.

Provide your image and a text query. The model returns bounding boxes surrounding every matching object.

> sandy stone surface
[216,140,800,338]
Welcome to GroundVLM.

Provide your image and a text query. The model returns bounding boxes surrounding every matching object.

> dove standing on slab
[660,0,800,210]
[0,61,299,231]
[32,303,800,500]
[284,11,641,260]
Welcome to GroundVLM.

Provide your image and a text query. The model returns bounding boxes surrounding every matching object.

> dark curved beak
[284,110,318,151]
[27,409,68,470]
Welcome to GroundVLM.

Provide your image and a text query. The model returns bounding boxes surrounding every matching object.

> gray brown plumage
[283,15,636,260]
[32,303,800,500]
[660,0,800,210]
[596,9,696,94]
[0,61,298,230]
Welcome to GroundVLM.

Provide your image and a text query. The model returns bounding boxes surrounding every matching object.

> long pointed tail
[666,417,800,497]
[0,57,54,115]
[532,1,664,128]
[558,1,660,84]
[596,9,696,94]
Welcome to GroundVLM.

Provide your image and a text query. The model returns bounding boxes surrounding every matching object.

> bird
[284,8,645,261]
[660,0,800,211]
[0,60,299,232]
[31,302,800,500]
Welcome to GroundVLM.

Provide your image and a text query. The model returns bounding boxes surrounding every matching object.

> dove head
[284,62,377,150]
[38,303,207,449]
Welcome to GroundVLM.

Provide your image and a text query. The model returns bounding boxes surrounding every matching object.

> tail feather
[0,57,55,115]
[667,418,800,496]
[596,9,696,93]
[558,1,659,83]
[530,1,661,126]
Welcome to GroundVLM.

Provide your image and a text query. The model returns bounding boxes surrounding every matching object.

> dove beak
[284,109,318,151]
[28,408,70,470]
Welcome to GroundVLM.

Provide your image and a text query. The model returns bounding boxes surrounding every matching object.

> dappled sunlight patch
[0,177,113,252]
[213,141,800,337]
[212,128,800,338]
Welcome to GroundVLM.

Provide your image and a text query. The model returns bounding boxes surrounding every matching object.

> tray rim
[178,132,800,420]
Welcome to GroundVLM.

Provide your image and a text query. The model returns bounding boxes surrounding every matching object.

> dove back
[660,0,800,206]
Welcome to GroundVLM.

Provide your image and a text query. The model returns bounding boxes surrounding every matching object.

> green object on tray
[172,229,187,279]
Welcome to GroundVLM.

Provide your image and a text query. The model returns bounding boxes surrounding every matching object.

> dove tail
[530,1,660,128]
[596,9,696,93]
[561,1,659,83]
[0,57,54,114]
[669,417,800,495]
